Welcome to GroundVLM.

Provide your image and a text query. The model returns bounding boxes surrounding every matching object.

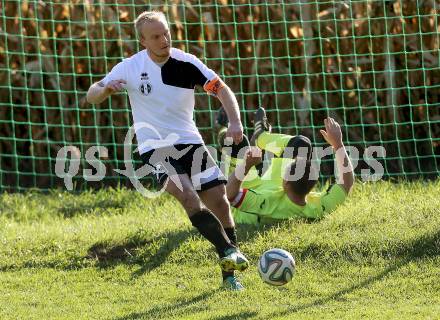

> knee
[217,193,230,210]
[213,193,231,215]
[204,186,230,213]
[178,189,203,213]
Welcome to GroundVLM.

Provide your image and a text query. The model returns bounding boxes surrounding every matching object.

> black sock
[222,227,238,280]
[189,209,234,258]
[224,227,237,246]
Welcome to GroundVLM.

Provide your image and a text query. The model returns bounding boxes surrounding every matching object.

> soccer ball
[258,248,295,286]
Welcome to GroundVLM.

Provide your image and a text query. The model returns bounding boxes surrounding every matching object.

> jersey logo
[139,81,152,96]
[139,72,152,96]
[141,72,149,80]
[260,199,266,209]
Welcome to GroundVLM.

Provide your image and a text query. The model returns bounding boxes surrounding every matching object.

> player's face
[140,19,171,62]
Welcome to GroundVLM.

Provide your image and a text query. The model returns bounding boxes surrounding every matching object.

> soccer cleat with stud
[222,276,245,291]
[250,107,272,146]
[220,247,249,272]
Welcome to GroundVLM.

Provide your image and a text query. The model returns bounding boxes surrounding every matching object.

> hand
[244,146,262,171]
[104,79,127,94]
[320,117,343,148]
[226,122,244,145]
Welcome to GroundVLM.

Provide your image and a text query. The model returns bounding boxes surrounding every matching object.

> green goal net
[1,0,439,191]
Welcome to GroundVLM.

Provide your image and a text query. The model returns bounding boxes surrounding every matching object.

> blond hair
[134,11,168,39]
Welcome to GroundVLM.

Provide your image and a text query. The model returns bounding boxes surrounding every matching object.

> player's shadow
[0,221,283,273]
[111,288,258,320]
[260,228,440,319]
[86,228,196,276]
[85,220,286,279]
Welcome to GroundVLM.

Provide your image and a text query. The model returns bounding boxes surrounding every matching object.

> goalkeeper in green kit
[216,107,354,225]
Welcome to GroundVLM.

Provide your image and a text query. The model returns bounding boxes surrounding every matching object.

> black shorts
[140,144,226,192]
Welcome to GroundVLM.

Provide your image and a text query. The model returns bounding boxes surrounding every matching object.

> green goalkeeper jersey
[229,157,347,225]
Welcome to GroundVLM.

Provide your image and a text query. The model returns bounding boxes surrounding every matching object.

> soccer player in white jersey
[86,11,248,290]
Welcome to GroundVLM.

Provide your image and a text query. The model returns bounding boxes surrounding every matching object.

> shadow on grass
[85,220,283,277]
[0,222,272,273]
[112,289,221,320]
[0,228,197,273]
[0,218,358,274]
[261,228,440,319]
[112,288,258,320]
[210,312,259,320]
[86,228,197,276]
[59,200,127,218]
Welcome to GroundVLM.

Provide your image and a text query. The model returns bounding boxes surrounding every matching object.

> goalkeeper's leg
[250,107,312,160]
[216,107,251,175]
[256,132,312,160]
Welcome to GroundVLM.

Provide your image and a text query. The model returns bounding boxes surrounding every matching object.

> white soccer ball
[258,248,295,286]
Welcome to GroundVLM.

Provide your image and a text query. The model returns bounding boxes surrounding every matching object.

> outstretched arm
[320,117,354,194]
[226,147,262,201]
[217,85,243,145]
[86,79,126,104]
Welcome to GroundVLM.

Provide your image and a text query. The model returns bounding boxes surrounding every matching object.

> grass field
[0,180,439,320]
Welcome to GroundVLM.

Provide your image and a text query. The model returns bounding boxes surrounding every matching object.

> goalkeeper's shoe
[250,107,272,146]
[217,127,228,149]
[220,247,249,272]
[215,107,229,148]
[222,276,245,291]
[215,106,229,129]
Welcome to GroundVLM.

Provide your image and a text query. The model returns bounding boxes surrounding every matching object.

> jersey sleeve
[231,208,260,224]
[231,188,263,225]
[100,60,128,87]
[320,184,347,213]
[303,184,347,219]
[184,53,225,96]
[233,188,261,213]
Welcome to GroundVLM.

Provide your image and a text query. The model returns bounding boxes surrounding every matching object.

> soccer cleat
[216,107,230,148]
[222,276,245,291]
[215,106,229,129]
[217,127,228,149]
[220,247,250,272]
[250,107,272,146]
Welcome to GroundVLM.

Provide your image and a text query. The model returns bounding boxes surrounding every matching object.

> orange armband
[203,77,225,96]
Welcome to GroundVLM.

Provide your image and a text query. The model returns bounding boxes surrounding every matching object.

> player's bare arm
[86,79,126,104]
[320,117,354,194]
[226,147,262,201]
[217,84,243,145]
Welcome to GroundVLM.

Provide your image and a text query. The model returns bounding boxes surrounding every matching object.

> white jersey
[102,48,220,154]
